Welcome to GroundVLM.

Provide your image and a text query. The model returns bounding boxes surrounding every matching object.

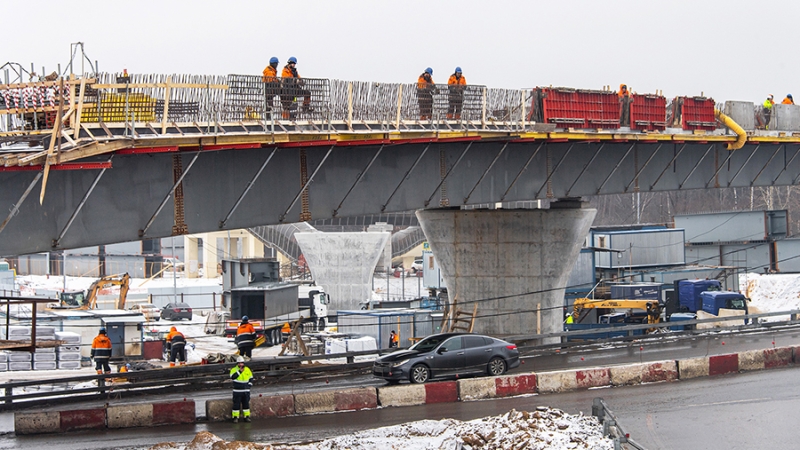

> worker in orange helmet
[166,326,187,367]
[417,67,435,120]
[447,67,467,120]
[618,84,632,127]
[280,56,312,119]
[782,94,794,105]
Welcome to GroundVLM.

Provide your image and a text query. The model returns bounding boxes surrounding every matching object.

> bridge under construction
[2,69,800,337]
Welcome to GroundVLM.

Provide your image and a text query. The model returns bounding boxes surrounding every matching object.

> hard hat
[425,67,433,75]
[789,94,794,98]
[455,66,462,73]
[241,315,249,322]
[769,94,774,98]
[99,328,106,334]
[269,57,279,64]
[170,326,177,332]
[288,56,297,64]
[236,356,245,363]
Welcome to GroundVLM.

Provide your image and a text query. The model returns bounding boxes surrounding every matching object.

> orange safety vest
[618,84,630,98]
[782,97,794,105]
[418,74,434,90]
[448,74,466,86]
[282,65,300,79]
[91,334,112,360]
[262,65,278,82]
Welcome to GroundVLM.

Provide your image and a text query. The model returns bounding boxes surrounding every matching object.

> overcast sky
[3,1,798,103]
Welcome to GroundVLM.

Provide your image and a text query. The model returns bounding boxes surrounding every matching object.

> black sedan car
[372,332,520,384]
[160,302,193,321]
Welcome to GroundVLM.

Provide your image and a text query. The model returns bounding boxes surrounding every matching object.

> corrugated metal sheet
[566,249,594,291]
[337,309,440,349]
[720,244,770,272]
[594,229,685,268]
[776,238,800,272]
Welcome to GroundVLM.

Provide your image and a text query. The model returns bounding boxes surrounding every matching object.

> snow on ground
[150,408,612,450]
[740,272,800,321]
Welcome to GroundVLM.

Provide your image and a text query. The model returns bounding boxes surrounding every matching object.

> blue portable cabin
[678,279,721,312]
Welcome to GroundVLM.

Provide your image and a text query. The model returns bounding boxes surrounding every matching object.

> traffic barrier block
[14,411,60,435]
[334,387,377,411]
[610,361,677,386]
[60,408,106,432]
[709,353,739,376]
[575,368,611,389]
[205,399,233,422]
[153,399,195,426]
[251,394,294,417]
[739,349,766,371]
[377,384,425,407]
[537,370,578,393]
[294,390,336,414]
[458,377,496,401]
[677,357,709,379]
[107,403,153,429]
[424,381,458,403]
[495,373,537,397]
[764,347,792,369]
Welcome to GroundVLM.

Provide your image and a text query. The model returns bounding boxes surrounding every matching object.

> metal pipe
[715,109,747,150]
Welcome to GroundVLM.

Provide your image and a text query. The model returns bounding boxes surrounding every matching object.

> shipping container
[593,228,685,269]
[610,283,662,300]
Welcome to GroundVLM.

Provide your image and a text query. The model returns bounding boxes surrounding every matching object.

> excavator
[56,273,131,310]
[572,297,663,331]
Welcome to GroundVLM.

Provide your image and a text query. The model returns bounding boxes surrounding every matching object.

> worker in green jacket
[230,356,253,422]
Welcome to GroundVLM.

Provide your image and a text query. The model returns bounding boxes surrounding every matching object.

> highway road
[1,366,797,449]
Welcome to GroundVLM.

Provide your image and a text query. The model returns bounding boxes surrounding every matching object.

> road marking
[686,397,772,407]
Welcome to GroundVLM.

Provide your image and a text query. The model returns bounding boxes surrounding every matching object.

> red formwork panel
[538,88,620,129]
[630,94,667,131]
[679,96,717,131]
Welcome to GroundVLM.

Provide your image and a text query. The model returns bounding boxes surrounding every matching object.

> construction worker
[230,356,253,423]
[782,94,794,105]
[763,94,775,129]
[280,56,312,119]
[565,312,574,325]
[281,321,291,342]
[447,67,467,120]
[389,330,399,348]
[262,57,281,117]
[618,84,632,127]
[417,68,435,120]
[91,328,112,375]
[236,316,256,358]
[167,326,187,367]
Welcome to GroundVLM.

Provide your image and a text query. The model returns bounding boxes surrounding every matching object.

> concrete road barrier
[611,361,677,386]
[763,347,792,369]
[205,399,233,422]
[458,378,496,401]
[424,381,458,403]
[709,353,739,376]
[334,387,377,411]
[60,408,106,432]
[14,411,60,435]
[251,394,294,417]
[107,403,153,429]
[677,357,709,379]
[377,384,426,407]
[153,399,195,425]
[495,373,537,397]
[294,390,336,414]
[538,367,610,393]
[739,349,766,371]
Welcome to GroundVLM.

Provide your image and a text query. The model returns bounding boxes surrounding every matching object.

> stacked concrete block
[4,326,30,341]
[56,332,82,370]
[8,352,31,371]
[0,351,8,372]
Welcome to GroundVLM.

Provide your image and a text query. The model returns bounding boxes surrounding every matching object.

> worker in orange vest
[236,316,256,358]
[167,326,187,367]
[91,328,112,374]
[262,56,281,118]
[618,84,632,127]
[782,94,794,105]
[389,330,399,348]
[280,56,312,118]
[447,67,467,120]
[417,68,435,120]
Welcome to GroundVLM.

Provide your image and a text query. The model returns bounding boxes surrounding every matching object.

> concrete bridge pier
[416,202,596,342]
[295,231,391,313]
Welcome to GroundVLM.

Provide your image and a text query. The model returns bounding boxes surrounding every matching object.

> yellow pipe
[715,109,747,150]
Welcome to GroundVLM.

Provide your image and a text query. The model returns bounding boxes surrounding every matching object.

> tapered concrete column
[295,231,391,313]
[416,205,596,341]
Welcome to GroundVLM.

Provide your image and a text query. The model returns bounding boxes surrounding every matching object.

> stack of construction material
[3,326,31,341]
[0,351,8,372]
[33,326,57,370]
[55,331,82,370]
[8,351,31,371]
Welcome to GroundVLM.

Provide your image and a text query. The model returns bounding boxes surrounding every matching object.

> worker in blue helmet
[447,67,467,119]
[782,94,794,105]
[262,57,281,118]
[417,68,435,120]
[281,56,313,118]
[91,328,112,375]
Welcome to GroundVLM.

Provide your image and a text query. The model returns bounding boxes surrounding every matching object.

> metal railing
[593,397,647,449]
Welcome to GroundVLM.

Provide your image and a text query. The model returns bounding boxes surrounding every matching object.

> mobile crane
[572,297,663,329]
[57,273,131,310]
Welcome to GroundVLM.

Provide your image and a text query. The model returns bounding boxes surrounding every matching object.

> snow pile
[741,273,800,320]
[149,408,612,450]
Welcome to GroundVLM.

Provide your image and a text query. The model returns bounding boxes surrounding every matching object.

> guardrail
[592,397,647,449]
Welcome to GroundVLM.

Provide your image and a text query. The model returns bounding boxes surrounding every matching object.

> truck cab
[700,291,748,316]
[678,279,721,312]
[298,285,329,329]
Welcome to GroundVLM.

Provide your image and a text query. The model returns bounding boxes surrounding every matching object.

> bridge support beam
[417,203,596,341]
[295,231,391,312]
